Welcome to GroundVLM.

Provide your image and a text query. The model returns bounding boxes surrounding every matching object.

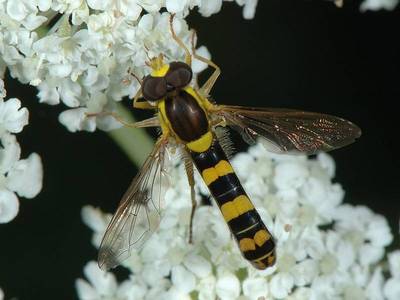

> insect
[97,15,361,271]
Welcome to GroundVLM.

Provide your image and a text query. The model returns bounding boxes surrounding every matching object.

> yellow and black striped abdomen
[190,140,276,270]
[159,89,275,269]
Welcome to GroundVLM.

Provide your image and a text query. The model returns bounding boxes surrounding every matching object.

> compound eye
[165,62,193,89]
[142,76,167,101]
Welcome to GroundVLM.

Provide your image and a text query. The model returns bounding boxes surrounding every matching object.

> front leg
[190,29,221,96]
[133,89,156,110]
[86,112,160,128]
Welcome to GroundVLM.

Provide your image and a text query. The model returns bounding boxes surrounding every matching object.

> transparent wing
[98,137,171,271]
[214,105,361,155]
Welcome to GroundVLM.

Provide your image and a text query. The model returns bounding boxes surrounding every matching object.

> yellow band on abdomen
[220,195,254,222]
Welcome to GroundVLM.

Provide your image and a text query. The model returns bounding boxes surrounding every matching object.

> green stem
[107,103,154,167]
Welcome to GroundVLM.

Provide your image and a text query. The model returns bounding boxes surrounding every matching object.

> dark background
[1,1,399,298]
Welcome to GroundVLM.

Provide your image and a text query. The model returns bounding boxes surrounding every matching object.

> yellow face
[148,54,169,77]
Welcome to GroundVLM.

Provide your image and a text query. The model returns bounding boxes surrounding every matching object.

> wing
[213,105,361,155]
[98,137,171,271]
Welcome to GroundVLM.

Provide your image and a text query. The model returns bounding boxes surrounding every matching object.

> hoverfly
[97,15,361,271]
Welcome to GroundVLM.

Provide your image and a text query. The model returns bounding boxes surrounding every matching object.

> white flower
[1,0,259,134]
[76,261,149,300]
[0,189,19,223]
[0,98,28,135]
[0,287,3,300]
[0,80,5,100]
[79,142,400,299]
[384,277,400,300]
[388,250,400,278]
[236,0,259,19]
[216,272,241,300]
[242,277,268,299]
[81,205,111,248]
[0,81,43,224]
[0,133,43,223]
[360,0,399,11]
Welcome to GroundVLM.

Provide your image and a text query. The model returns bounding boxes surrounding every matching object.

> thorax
[158,87,210,144]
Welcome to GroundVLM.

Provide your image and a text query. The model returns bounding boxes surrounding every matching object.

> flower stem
[107,103,154,167]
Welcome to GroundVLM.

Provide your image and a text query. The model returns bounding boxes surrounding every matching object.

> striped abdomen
[161,88,276,269]
[189,139,276,270]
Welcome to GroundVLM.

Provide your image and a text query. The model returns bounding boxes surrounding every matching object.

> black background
[1,1,400,299]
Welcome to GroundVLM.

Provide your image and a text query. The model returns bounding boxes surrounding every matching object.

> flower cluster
[79,143,400,299]
[0,79,43,223]
[0,0,258,133]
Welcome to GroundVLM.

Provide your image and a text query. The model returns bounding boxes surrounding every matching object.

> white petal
[384,277,400,300]
[359,244,384,266]
[343,285,365,300]
[7,153,43,198]
[242,277,268,299]
[171,265,196,294]
[289,287,312,300]
[198,276,216,300]
[0,79,6,100]
[198,0,223,17]
[58,80,82,108]
[22,14,48,30]
[48,63,72,78]
[270,272,294,299]
[37,82,60,105]
[0,134,21,174]
[87,0,107,10]
[366,215,393,247]
[216,273,240,300]
[0,190,19,223]
[317,152,335,178]
[38,0,52,11]
[0,287,3,300]
[75,278,99,299]
[360,0,399,11]
[366,267,384,300]
[291,259,318,287]
[183,254,212,278]
[81,205,108,233]
[83,261,117,296]
[164,286,191,300]
[59,108,96,132]
[242,0,259,19]
[0,98,29,133]
[117,279,148,299]
[166,0,189,13]
[7,1,29,21]
[388,250,400,278]
[274,161,309,190]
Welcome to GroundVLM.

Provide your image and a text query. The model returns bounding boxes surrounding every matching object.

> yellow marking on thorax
[186,131,213,153]
[157,99,170,134]
[156,85,212,149]
[151,64,169,77]
[220,195,254,222]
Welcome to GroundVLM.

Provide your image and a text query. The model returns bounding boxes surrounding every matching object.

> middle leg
[184,157,197,244]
